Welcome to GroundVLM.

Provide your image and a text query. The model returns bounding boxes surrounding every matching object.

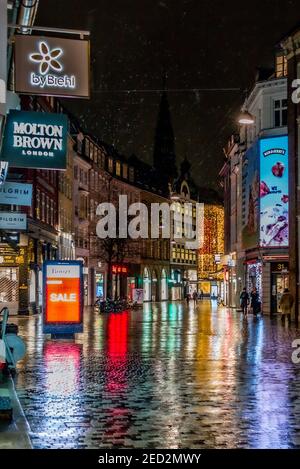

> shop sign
[214,254,221,264]
[0,233,20,244]
[0,182,32,206]
[260,136,289,247]
[272,262,289,273]
[14,35,90,98]
[112,264,128,274]
[0,212,27,230]
[0,111,68,169]
[43,260,83,335]
[0,254,18,265]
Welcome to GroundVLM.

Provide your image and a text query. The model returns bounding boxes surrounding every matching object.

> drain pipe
[7,0,39,91]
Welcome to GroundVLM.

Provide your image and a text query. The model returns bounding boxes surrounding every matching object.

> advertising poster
[259,136,289,247]
[43,260,83,334]
[133,288,144,304]
[0,212,27,230]
[14,35,90,98]
[242,141,260,249]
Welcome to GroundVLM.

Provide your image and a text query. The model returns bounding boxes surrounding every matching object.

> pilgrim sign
[14,35,90,98]
[0,110,68,169]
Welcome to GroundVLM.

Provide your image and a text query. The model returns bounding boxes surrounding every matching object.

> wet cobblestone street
[12,301,300,448]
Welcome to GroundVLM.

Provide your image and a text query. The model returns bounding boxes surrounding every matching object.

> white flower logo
[29,41,63,75]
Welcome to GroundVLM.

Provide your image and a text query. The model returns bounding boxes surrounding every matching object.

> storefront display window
[247,262,262,297]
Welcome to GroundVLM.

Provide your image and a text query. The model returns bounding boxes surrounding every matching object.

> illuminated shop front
[111,263,140,300]
[246,261,262,297]
[241,136,289,315]
[161,269,168,301]
[170,269,183,301]
[245,258,289,314]
[95,272,104,299]
[143,267,151,302]
[186,269,197,295]
[223,254,238,307]
[270,260,289,314]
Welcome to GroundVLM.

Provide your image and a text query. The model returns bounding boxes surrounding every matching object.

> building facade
[221,59,289,315]
[197,203,224,299]
[282,28,300,322]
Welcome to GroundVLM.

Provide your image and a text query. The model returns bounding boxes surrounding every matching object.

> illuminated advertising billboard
[259,136,289,247]
[0,110,67,169]
[242,141,260,249]
[14,35,90,98]
[43,260,83,335]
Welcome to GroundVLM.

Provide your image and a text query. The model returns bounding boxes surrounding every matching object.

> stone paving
[10,301,300,448]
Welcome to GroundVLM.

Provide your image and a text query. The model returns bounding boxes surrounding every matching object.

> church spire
[153,74,177,186]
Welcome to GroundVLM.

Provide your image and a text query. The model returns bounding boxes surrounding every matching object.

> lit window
[108,158,114,173]
[275,54,287,78]
[116,161,121,177]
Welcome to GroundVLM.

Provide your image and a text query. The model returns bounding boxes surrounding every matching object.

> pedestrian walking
[193,290,198,306]
[186,293,191,305]
[200,289,204,300]
[240,287,249,317]
[250,287,261,316]
[279,288,294,324]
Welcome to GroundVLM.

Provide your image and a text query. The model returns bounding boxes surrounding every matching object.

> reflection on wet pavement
[13,301,300,448]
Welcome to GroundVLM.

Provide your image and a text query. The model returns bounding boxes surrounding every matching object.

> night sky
[37,0,299,191]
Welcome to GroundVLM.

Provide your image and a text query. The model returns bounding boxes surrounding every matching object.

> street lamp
[238,110,255,125]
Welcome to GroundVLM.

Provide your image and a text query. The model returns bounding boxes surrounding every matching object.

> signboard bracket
[8,23,90,38]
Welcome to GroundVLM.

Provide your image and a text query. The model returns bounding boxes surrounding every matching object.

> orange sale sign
[43,261,83,334]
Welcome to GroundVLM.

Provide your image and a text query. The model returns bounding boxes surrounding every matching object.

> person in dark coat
[240,287,249,316]
[250,287,261,316]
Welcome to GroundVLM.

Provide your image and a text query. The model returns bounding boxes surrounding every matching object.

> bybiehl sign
[14,35,90,98]
[0,110,67,169]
